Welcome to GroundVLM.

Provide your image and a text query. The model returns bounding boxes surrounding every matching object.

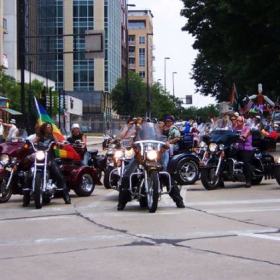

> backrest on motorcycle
[252,130,264,149]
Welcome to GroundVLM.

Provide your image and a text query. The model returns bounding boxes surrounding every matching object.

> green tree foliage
[111,70,219,120]
[0,70,59,130]
[181,0,280,102]
[111,71,175,118]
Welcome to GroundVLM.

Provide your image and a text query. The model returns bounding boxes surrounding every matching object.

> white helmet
[71,123,80,130]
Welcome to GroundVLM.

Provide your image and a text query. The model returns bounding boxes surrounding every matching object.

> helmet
[10,119,16,124]
[71,123,80,130]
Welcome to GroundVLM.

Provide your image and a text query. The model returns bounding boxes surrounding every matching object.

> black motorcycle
[199,130,275,190]
[103,138,134,190]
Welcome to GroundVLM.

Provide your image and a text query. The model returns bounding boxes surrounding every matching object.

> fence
[56,113,128,135]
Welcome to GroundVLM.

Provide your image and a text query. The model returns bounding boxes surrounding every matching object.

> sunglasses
[237,120,243,122]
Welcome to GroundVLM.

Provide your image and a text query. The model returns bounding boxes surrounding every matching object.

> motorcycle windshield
[203,130,239,146]
[137,122,166,142]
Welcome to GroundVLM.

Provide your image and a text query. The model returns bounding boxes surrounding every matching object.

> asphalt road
[1,139,280,279]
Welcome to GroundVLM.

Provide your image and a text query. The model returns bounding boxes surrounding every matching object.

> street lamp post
[164,57,170,92]
[146,33,153,118]
[125,2,136,117]
[172,71,177,101]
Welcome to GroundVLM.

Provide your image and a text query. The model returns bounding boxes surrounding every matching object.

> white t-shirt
[7,125,18,139]
[0,124,4,135]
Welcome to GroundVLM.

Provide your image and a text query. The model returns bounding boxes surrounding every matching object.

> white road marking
[238,233,280,241]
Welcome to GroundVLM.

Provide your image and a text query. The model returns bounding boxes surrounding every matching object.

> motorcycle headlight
[36,150,45,161]
[124,148,134,159]
[114,150,123,158]
[219,144,225,150]
[199,141,207,148]
[0,154,10,165]
[146,149,158,161]
[209,143,218,152]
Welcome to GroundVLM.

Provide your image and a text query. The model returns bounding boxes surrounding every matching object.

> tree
[181,0,280,103]
[111,72,175,118]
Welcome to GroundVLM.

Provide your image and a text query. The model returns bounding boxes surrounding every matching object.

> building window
[139,48,145,67]
[139,71,145,79]
[139,36,145,44]
[128,57,135,65]
[128,35,135,43]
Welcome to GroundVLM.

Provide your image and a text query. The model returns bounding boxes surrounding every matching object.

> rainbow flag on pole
[34,97,81,160]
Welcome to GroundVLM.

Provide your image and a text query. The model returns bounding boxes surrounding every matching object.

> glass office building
[56,0,122,99]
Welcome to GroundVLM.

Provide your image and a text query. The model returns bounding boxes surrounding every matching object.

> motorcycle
[199,129,275,190]
[0,129,33,203]
[103,138,134,190]
[23,140,62,209]
[125,121,174,213]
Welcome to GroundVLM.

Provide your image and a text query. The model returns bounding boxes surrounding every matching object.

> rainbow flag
[34,97,81,160]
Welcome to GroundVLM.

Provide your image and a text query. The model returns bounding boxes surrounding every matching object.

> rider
[162,115,181,169]
[117,118,185,210]
[22,122,71,206]
[3,119,19,139]
[236,116,253,188]
[67,123,89,165]
[118,116,139,140]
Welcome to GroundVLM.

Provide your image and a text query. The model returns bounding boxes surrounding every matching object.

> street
[0,140,280,279]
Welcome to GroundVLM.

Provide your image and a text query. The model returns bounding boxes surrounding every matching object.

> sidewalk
[86,136,103,146]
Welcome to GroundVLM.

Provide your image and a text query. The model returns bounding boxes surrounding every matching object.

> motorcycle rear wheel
[34,173,43,209]
[0,179,12,203]
[74,173,94,196]
[147,170,159,213]
[201,168,221,190]
[173,158,199,185]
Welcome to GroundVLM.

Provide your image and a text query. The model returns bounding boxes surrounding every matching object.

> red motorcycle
[0,130,102,204]
[0,129,33,203]
[56,140,102,197]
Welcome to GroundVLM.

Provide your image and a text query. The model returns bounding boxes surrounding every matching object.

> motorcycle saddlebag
[178,133,194,151]
[260,153,275,179]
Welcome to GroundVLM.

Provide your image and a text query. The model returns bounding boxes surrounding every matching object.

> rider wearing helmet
[67,123,89,165]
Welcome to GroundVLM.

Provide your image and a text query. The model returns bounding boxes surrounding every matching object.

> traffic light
[70,98,74,109]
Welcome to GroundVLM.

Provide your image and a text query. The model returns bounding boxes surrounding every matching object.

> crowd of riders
[2,96,280,209]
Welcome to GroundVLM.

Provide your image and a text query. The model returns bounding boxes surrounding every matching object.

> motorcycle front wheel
[146,170,159,213]
[34,173,43,209]
[173,158,199,185]
[104,166,113,189]
[201,167,221,190]
[0,179,12,203]
[74,173,94,196]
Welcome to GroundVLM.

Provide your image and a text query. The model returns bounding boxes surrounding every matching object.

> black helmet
[196,116,203,122]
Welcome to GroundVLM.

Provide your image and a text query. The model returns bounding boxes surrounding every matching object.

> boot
[22,192,30,207]
[63,190,71,204]
[169,184,185,208]
[117,188,130,210]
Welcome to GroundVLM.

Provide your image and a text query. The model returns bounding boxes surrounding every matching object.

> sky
[130,0,217,108]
